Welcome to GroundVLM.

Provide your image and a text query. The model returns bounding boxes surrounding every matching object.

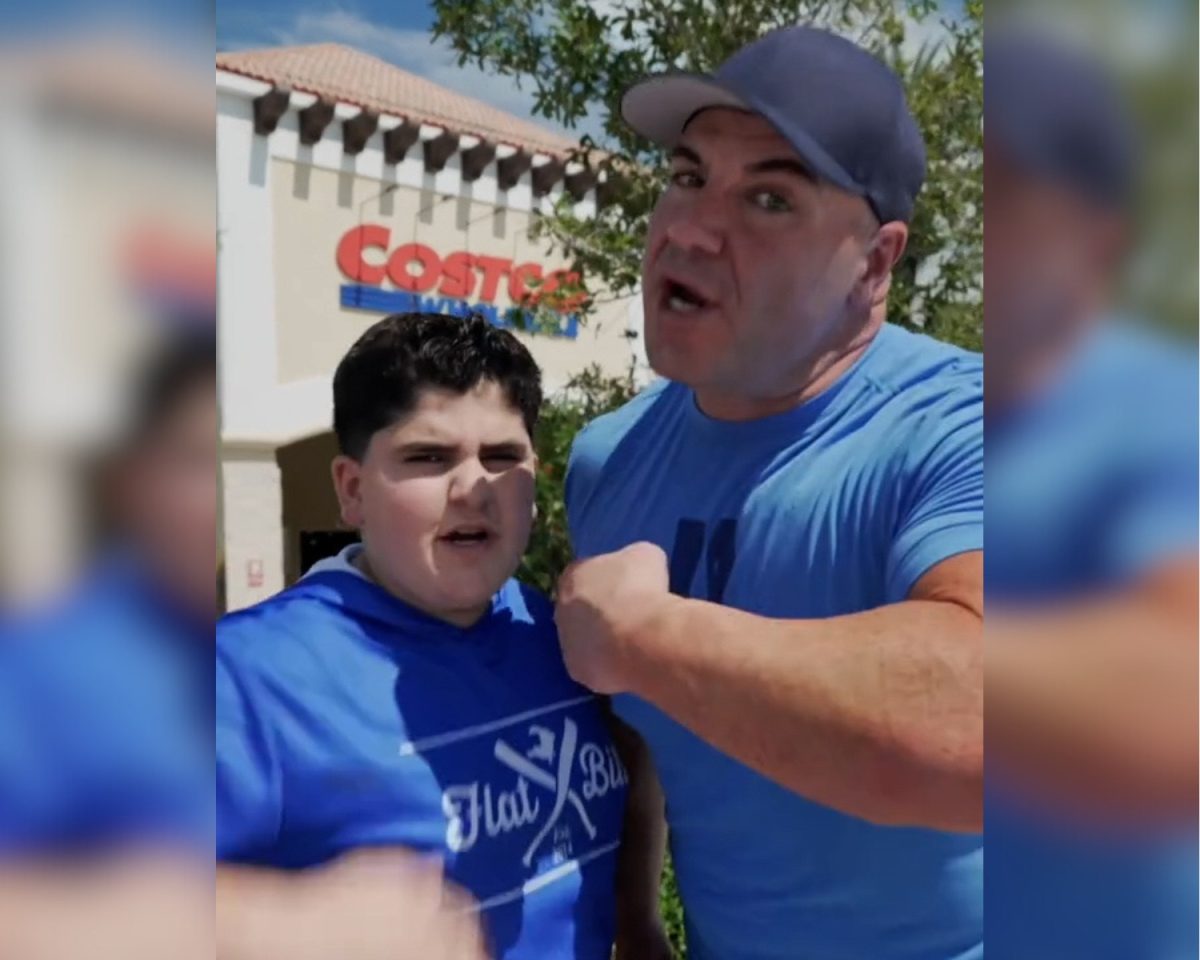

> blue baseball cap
[985,30,1137,209]
[621,25,927,224]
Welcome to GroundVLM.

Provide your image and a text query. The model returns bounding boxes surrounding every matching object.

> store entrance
[298,530,360,575]
[277,431,348,584]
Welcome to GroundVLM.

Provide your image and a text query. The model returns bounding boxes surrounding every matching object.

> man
[982,30,1197,960]
[556,25,982,960]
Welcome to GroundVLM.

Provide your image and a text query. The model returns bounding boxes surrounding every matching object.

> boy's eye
[483,452,522,464]
[405,453,444,464]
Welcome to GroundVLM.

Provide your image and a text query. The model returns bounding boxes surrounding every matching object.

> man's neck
[694,327,879,422]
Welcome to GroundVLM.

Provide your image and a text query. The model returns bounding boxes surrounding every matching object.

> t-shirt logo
[669,517,738,603]
[440,717,626,865]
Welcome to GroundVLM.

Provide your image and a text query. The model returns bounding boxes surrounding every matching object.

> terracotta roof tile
[217,43,577,157]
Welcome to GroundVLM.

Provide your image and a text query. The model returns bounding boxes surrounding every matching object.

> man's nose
[662,199,725,256]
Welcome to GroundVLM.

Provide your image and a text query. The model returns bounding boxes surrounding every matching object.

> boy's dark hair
[125,328,217,451]
[333,312,543,460]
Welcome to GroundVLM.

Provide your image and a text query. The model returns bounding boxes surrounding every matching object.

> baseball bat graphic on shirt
[493,718,595,866]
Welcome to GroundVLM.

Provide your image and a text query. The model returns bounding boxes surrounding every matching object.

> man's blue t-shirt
[216,548,627,960]
[566,324,983,960]
[985,322,1199,960]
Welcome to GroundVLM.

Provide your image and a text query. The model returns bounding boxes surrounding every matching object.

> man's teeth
[668,293,702,312]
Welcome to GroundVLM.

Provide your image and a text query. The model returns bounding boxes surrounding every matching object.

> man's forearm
[627,596,982,832]
[986,564,1198,825]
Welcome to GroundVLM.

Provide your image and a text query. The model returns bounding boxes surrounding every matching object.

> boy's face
[332,380,537,627]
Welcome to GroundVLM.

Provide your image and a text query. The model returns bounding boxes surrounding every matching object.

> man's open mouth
[661,277,713,314]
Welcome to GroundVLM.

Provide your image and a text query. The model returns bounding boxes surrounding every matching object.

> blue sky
[215,2,969,144]
[216,1,592,139]
[218,0,435,49]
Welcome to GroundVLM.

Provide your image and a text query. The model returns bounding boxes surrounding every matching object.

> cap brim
[621,73,749,146]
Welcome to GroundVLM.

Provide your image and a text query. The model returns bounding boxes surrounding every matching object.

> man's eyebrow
[669,144,703,166]
[670,146,816,185]
[745,157,817,183]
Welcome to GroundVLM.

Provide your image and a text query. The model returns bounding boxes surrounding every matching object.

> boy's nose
[448,459,491,507]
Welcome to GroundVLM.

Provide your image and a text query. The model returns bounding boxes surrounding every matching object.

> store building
[216,43,645,611]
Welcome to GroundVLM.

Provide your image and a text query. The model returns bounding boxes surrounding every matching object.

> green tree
[516,364,638,595]
[434,0,982,350]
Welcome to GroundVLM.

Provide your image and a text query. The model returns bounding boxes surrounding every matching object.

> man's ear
[860,220,908,309]
[331,455,364,529]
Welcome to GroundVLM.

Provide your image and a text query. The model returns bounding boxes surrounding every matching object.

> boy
[216,313,654,959]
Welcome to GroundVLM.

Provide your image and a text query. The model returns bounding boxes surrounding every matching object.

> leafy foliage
[516,364,638,595]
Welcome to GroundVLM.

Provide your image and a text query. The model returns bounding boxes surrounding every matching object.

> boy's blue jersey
[566,324,983,960]
[216,552,627,960]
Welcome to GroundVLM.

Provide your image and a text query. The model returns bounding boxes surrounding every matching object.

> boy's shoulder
[219,574,562,672]
[217,573,371,678]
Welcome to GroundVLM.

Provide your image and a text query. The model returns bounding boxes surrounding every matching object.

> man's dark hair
[333,312,543,460]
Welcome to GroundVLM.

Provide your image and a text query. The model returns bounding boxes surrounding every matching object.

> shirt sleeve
[886,385,984,603]
[564,422,603,554]
[216,638,284,861]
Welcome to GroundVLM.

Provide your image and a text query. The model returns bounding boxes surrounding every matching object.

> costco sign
[337,225,582,338]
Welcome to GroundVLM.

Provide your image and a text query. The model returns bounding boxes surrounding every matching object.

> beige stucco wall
[270,158,634,390]
[221,450,285,612]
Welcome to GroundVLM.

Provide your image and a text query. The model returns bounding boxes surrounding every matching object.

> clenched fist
[554,542,676,694]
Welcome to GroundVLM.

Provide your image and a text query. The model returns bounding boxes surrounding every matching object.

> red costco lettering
[387,243,440,293]
[336,225,583,308]
[336,225,389,285]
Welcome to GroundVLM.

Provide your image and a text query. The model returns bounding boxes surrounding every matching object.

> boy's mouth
[438,526,494,547]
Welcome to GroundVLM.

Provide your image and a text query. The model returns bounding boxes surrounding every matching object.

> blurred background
[0,2,215,958]
[984,1,1196,958]
[0,0,1193,957]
